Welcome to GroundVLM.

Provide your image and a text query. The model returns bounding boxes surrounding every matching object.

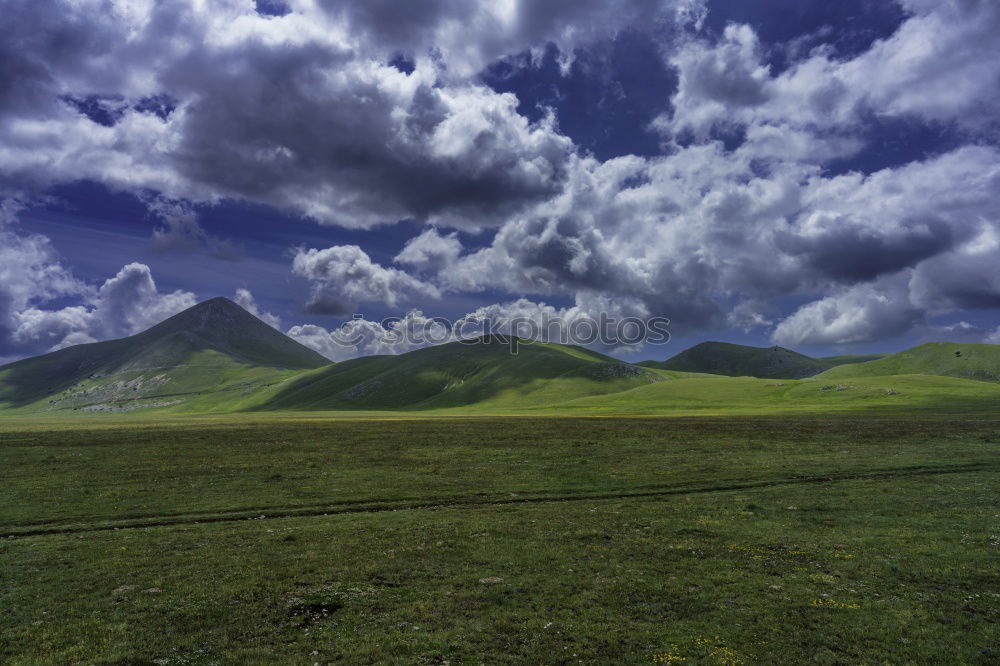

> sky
[2,0,1000,364]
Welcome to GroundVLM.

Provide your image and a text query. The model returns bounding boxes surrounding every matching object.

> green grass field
[3,415,999,664]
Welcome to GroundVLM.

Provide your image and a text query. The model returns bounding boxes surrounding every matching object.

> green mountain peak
[0,297,329,411]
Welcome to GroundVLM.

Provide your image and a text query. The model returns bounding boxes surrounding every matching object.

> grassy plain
[2,415,999,664]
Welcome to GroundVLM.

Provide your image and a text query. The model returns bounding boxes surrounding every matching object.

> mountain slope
[0,298,329,411]
[817,354,886,367]
[637,341,881,379]
[817,342,1000,382]
[261,336,662,411]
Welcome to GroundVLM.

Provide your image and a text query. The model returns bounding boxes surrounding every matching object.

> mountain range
[1,298,998,415]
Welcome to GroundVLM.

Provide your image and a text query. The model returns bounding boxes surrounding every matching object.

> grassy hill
[256,338,1000,417]
[818,353,887,367]
[519,372,1000,417]
[0,298,329,413]
[817,342,1000,382]
[260,336,663,411]
[638,341,882,379]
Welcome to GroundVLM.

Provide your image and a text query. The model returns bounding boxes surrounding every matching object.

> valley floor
[1,416,998,663]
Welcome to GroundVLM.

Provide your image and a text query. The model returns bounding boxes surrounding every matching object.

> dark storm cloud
[0,0,115,117]
[169,54,571,228]
[1,0,652,229]
[312,0,680,74]
[154,0,693,228]
[910,249,1000,311]
[776,215,957,284]
[303,292,352,317]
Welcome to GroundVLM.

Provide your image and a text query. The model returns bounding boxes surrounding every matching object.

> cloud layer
[1,0,697,228]
[2,0,1000,359]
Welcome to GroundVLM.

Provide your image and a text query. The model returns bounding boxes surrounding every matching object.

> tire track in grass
[1,462,996,539]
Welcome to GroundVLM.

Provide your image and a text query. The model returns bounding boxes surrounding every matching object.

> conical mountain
[119,297,330,370]
[0,297,329,411]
